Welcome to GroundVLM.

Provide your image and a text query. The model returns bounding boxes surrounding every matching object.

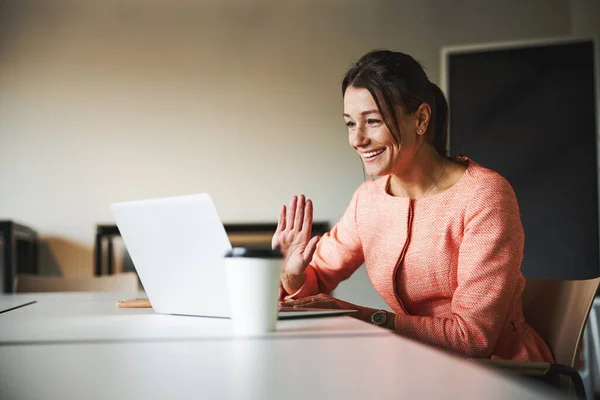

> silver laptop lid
[111,193,232,317]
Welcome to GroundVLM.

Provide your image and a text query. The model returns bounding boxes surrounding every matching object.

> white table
[0,294,37,314]
[0,292,388,344]
[0,292,565,400]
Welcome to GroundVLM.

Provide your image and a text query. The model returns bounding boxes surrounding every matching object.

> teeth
[364,149,385,158]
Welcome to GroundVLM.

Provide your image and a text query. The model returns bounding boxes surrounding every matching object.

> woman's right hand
[271,195,321,294]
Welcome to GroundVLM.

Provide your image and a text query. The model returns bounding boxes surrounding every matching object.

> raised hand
[272,195,321,293]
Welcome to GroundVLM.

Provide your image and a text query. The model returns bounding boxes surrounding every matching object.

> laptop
[110,193,355,320]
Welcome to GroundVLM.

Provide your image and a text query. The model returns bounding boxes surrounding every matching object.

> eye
[345,121,356,128]
[367,118,382,125]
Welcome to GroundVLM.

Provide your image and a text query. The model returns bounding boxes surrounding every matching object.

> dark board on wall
[445,39,599,279]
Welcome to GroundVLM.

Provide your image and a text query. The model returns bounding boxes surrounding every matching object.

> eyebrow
[343,109,381,118]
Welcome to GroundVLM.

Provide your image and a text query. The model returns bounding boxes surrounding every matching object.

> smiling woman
[272,49,554,363]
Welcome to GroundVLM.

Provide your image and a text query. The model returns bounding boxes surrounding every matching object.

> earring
[417,129,424,134]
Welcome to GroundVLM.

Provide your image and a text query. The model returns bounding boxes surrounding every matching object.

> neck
[388,146,447,198]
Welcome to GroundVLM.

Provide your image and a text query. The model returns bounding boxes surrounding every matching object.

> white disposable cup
[224,248,282,336]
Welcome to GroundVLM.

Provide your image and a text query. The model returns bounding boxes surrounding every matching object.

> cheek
[380,133,399,151]
[381,127,398,145]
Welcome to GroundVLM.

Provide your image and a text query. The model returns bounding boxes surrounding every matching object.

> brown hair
[342,49,448,157]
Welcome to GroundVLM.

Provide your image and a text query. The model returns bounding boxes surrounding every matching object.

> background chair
[479,276,600,399]
[13,272,140,293]
[0,220,39,293]
[94,222,330,276]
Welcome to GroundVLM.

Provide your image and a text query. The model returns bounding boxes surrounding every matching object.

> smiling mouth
[362,148,385,159]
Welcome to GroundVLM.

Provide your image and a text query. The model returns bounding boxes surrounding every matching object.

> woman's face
[343,86,420,176]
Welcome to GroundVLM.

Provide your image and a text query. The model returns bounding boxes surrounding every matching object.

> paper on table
[115,299,359,317]
[116,298,152,308]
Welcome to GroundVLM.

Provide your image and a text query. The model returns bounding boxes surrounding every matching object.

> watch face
[371,310,387,325]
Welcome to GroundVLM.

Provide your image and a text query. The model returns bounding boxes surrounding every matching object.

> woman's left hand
[281,293,359,312]
[281,294,396,330]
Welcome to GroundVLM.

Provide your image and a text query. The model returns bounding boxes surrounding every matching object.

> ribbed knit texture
[285,157,554,362]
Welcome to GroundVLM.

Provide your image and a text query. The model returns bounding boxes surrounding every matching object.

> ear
[415,103,431,136]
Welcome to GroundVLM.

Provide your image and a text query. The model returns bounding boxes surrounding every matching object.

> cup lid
[225,246,282,259]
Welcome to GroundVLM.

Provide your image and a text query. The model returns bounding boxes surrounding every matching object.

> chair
[479,276,600,399]
[0,220,39,293]
[13,272,140,293]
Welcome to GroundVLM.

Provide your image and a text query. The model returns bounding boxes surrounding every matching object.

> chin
[364,167,388,177]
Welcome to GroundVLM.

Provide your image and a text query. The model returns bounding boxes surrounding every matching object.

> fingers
[286,196,297,230]
[294,195,305,232]
[272,205,286,250]
[302,199,313,235]
[281,296,317,307]
[277,204,286,232]
[281,294,338,310]
[302,235,321,265]
[284,195,313,232]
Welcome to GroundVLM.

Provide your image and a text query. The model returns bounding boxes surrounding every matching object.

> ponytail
[428,82,449,157]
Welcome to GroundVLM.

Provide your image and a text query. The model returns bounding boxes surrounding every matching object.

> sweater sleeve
[394,178,524,357]
[281,186,365,300]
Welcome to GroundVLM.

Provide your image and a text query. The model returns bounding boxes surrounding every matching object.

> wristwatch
[371,310,388,326]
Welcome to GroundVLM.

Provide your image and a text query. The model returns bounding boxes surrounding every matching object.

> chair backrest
[14,272,140,293]
[522,276,600,367]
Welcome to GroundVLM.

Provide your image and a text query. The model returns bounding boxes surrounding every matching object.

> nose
[350,125,369,149]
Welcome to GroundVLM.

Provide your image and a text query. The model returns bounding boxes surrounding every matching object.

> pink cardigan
[285,158,554,362]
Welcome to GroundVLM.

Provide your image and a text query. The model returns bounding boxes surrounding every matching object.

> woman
[272,49,553,362]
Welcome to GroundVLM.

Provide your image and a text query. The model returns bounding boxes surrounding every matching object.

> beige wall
[0,0,573,305]
[570,0,600,37]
